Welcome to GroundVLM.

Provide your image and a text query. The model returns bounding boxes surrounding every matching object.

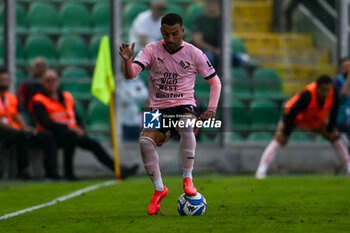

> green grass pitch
[0,175,349,233]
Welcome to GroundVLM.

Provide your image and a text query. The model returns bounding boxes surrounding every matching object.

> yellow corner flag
[92,35,121,180]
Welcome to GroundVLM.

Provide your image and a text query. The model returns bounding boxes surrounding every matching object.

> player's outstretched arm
[119,42,140,80]
[200,75,221,120]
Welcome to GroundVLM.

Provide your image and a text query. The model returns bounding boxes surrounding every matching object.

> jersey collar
[162,40,184,55]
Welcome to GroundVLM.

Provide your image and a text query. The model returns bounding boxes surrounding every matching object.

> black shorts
[150,105,200,138]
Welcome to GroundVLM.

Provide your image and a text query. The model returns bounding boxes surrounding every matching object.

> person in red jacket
[31,69,138,180]
[255,75,350,179]
[0,68,59,179]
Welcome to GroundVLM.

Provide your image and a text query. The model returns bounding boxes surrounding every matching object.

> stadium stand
[231,99,250,132]
[27,2,60,34]
[232,0,336,96]
[59,2,91,34]
[24,35,56,65]
[87,99,110,132]
[249,99,280,131]
[122,3,148,28]
[91,2,110,33]
[57,35,90,66]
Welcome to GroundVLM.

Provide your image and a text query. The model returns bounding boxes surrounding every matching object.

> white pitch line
[0,180,117,220]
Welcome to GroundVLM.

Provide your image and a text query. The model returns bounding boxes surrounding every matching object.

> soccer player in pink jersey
[119,13,221,215]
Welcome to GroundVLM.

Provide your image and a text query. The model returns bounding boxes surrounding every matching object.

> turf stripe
[0,180,117,220]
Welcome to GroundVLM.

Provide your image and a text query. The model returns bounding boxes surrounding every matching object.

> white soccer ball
[177,192,207,216]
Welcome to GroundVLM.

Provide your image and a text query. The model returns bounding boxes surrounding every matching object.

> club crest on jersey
[180,60,190,69]
[143,110,161,129]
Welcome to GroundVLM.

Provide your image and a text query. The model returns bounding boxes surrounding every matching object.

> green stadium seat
[139,69,150,87]
[249,99,280,131]
[89,35,102,62]
[123,3,148,28]
[74,99,87,127]
[0,3,27,34]
[122,27,130,42]
[194,76,210,102]
[0,36,25,66]
[92,3,110,33]
[57,35,90,66]
[232,99,250,131]
[232,37,246,54]
[24,35,56,65]
[59,2,91,34]
[87,133,110,144]
[27,2,60,34]
[253,68,284,99]
[315,135,327,143]
[200,133,220,143]
[87,99,110,131]
[231,132,243,142]
[16,68,26,79]
[232,68,251,99]
[0,5,3,33]
[61,82,92,100]
[184,4,203,27]
[16,3,27,34]
[247,132,273,142]
[289,132,311,142]
[166,4,185,18]
[62,67,89,79]
[61,66,91,100]
[16,38,25,66]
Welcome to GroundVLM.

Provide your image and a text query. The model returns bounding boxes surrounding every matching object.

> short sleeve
[133,44,153,70]
[194,49,216,80]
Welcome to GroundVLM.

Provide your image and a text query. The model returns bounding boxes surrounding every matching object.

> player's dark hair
[161,13,183,27]
[338,57,350,65]
[0,67,7,75]
[316,75,332,87]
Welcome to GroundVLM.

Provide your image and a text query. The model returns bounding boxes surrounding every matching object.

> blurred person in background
[334,57,350,148]
[191,0,249,70]
[129,0,167,53]
[255,75,350,179]
[120,77,148,141]
[0,68,59,180]
[17,57,48,112]
[31,69,138,180]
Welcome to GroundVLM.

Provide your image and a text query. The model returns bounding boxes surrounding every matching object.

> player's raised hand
[119,42,135,61]
[200,110,216,121]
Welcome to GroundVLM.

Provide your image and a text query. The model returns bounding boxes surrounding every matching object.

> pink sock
[257,139,281,174]
[332,139,350,169]
[178,119,196,179]
[139,137,163,190]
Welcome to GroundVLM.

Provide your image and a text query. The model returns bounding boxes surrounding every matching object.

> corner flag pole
[91,35,121,181]
[109,90,121,180]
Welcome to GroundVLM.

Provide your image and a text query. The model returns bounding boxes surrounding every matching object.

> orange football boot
[183,177,197,196]
[148,186,168,215]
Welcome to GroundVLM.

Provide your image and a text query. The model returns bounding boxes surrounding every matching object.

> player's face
[43,71,60,94]
[316,83,332,101]
[161,24,184,52]
[340,60,350,77]
[0,73,9,92]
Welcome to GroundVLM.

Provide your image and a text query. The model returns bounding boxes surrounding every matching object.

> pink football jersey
[134,40,216,109]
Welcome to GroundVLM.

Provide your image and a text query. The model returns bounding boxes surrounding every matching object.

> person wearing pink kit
[119,13,221,215]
